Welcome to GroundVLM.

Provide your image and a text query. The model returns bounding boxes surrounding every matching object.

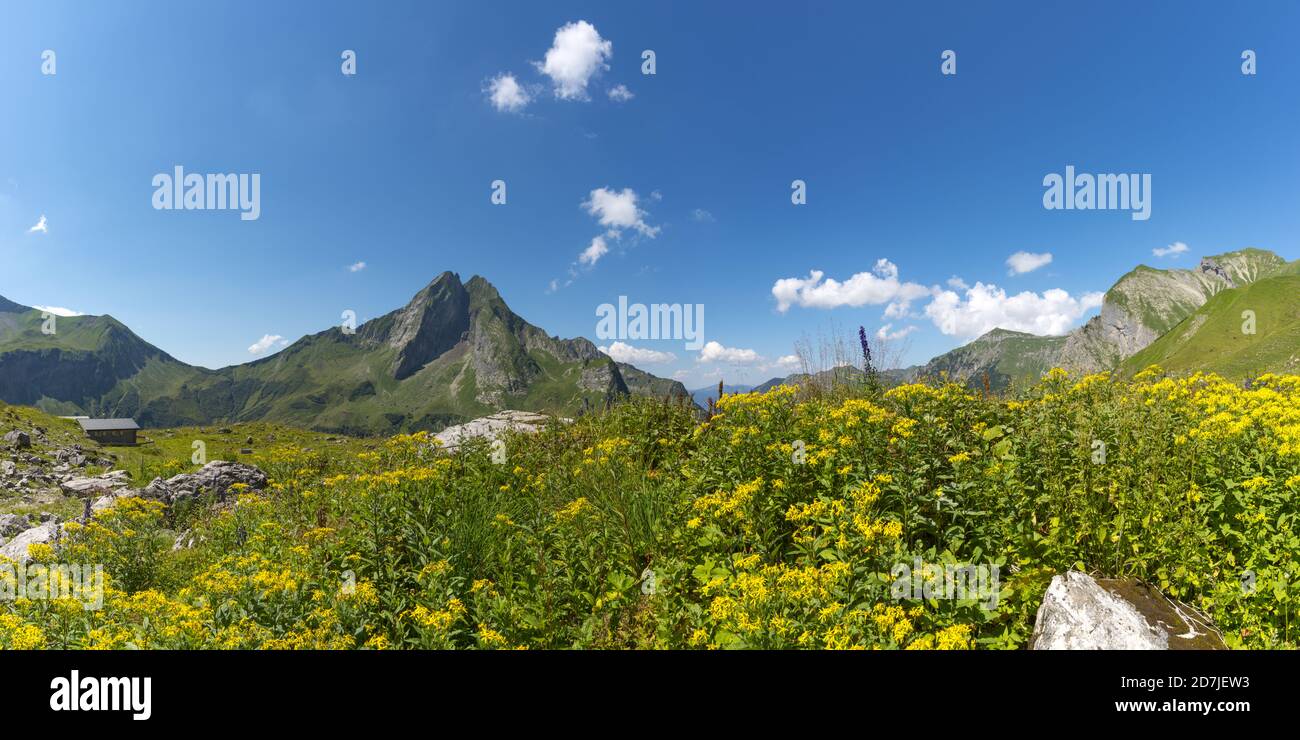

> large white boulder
[433,411,562,451]
[1030,571,1225,650]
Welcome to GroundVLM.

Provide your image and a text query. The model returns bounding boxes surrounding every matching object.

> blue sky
[2,1,1298,388]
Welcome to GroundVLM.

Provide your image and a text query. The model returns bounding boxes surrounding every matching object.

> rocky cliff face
[1059,249,1286,374]
[616,362,691,402]
[0,304,184,410]
[384,271,471,381]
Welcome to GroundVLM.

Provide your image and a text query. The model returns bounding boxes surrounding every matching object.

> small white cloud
[582,187,659,238]
[578,235,609,266]
[774,354,801,371]
[533,20,612,101]
[771,259,931,313]
[649,190,662,201]
[946,276,969,290]
[607,84,634,102]
[1153,241,1189,258]
[485,72,532,113]
[248,334,288,354]
[691,208,715,222]
[697,341,762,365]
[876,323,917,341]
[27,215,47,234]
[883,300,912,319]
[1006,251,1053,275]
[599,341,677,365]
[347,261,367,273]
[33,305,82,317]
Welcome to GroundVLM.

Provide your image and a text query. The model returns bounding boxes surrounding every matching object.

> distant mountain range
[0,273,690,435]
[6,248,1293,434]
[751,365,918,395]
[751,248,1300,394]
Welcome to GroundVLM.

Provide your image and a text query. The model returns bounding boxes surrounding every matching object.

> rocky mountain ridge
[0,273,689,435]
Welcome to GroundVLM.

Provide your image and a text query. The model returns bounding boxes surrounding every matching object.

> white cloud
[692,347,803,381]
[599,341,677,365]
[567,188,659,277]
[578,235,609,266]
[607,84,634,102]
[649,190,662,201]
[774,258,1101,343]
[691,208,715,222]
[485,73,532,113]
[27,215,47,234]
[534,20,612,100]
[883,300,912,319]
[582,187,659,238]
[248,334,288,354]
[33,305,82,317]
[924,283,1104,339]
[1153,241,1189,258]
[1006,251,1052,275]
[697,341,762,365]
[876,324,917,341]
[772,259,930,313]
[348,261,367,273]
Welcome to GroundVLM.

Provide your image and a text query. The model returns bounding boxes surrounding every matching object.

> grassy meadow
[4,366,1300,649]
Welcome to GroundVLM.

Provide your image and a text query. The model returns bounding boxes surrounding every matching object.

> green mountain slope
[1120,273,1300,378]
[924,248,1293,389]
[923,329,1068,391]
[1059,248,1286,372]
[0,273,689,434]
[0,300,193,415]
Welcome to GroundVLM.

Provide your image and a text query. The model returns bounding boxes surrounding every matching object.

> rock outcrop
[0,513,29,539]
[0,520,60,564]
[137,461,270,506]
[60,470,132,497]
[1030,571,1225,650]
[3,430,31,449]
[433,410,562,451]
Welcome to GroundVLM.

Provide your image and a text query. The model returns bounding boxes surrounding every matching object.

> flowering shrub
[4,366,1300,649]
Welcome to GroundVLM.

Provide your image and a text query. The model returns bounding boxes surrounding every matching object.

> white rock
[1030,571,1224,650]
[0,521,60,564]
[433,411,565,451]
[59,470,130,496]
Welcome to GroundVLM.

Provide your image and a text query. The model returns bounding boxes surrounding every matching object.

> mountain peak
[977,327,1036,341]
[387,273,471,379]
[465,275,501,300]
[0,295,31,314]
